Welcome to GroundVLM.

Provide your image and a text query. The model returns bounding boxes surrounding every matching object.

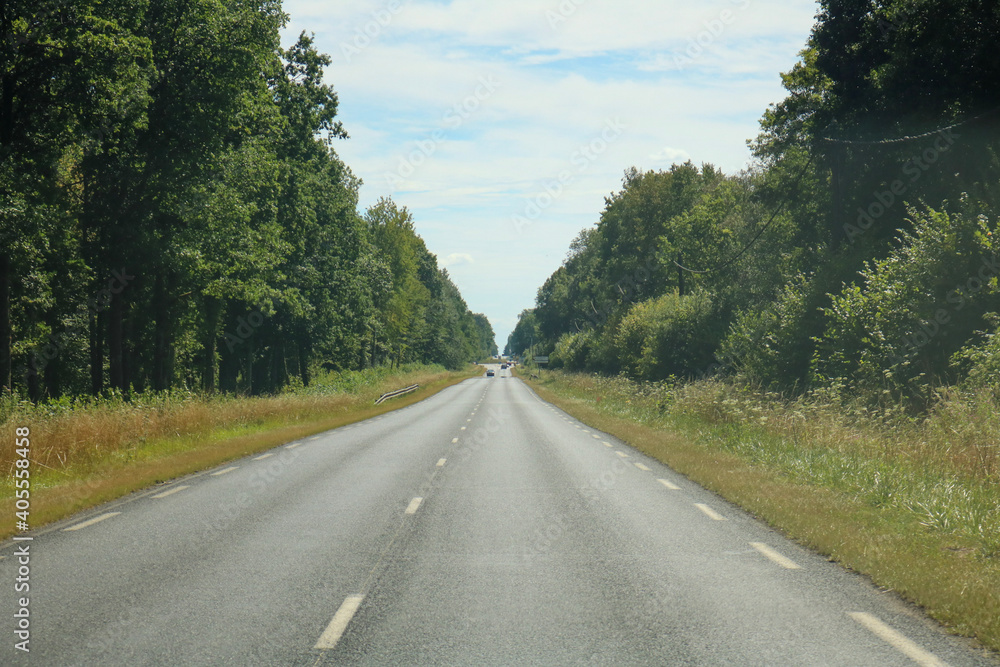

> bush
[719,272,825,390]
[614,290,720,380]
[550,331,593,371]
[813,201,1000,403]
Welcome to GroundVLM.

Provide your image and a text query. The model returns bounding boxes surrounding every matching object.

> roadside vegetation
[524,369,1000,654]
[1,364,478,538]
[508,3,1000,650]
[3,2,498,402]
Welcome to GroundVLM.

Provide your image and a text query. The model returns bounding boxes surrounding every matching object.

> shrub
[813,201,999,404]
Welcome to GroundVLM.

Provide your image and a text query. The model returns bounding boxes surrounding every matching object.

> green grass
[523,370,1000,656]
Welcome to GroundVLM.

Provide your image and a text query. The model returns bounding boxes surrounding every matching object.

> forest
[1,0,497,401]
[508,0,1000,409]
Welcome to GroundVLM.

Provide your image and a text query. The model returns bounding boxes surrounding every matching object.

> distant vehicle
[500,363,508,369]
[486,369,495,377]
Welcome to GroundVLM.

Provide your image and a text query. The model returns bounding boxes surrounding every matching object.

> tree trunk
[829,144,846,251]
[0,252,10,391]
[108,287,124,390]
[152,272,169,390]
[90,308,104,394]
[677,253,685,297]
[202,297,221,392]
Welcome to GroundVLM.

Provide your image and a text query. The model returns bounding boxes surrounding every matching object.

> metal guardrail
[374,384,420,405]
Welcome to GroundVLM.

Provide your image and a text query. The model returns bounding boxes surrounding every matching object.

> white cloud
[441,252,476,267]
[282,0,820,347]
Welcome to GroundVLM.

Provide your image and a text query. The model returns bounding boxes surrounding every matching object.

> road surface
[2,366,996,665]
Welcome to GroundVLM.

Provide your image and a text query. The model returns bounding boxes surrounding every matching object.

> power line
[675,104,1000,275]
[674,153,816,275]
[819,105,1000,146]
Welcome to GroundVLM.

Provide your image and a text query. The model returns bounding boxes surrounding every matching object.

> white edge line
[210,466,239,476]
[314,595,365,650]
[286,443,302,449]
[749,542,801,570]
[847,612,949,667]
[63,512,121,531]
[253,453,274,460]
[405,497,423,514]
[657,479,681,490]
[151,485,190,499]
[694,503,727,521]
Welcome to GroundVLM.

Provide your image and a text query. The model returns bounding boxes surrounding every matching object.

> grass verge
[521,369,1000,657]
[3,364,480,539]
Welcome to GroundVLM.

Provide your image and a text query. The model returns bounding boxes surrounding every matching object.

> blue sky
[281,0,820,350]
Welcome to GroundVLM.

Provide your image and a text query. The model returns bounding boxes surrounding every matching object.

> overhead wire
[674,104,1000,275]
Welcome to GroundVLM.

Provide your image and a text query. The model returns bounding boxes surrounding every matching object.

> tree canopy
[1,2,494,398]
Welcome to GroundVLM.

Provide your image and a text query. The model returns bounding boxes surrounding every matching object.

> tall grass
[529,370,1000,652]
[540,371,1000,559]
[2,363,452,487]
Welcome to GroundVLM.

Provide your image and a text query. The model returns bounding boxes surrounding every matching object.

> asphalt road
[2,365,997,665]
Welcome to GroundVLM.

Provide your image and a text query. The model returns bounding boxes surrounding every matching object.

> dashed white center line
[749,542,801,569]
[615,451,629,458]
[634,462,651,472]
[602,441,613,447]
[63,512,121,532]
[848,612,949,667]
[151,485,189,499]
[694,503,727,521]
[285,443,302,449]
[211,467,239,476]
[591,434,601,439]
[437,458,446,467]
[309,436,321,440]
[405,497,423,514]
[657,478,681,490]
[451,437,459,443]
[253,453,274,461]
[315,595,365,650]
[460,427,467,431]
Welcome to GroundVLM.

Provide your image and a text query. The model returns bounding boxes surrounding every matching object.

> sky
[280,0,821,351]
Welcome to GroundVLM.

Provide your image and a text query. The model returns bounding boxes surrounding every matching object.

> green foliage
[511,0,1000,408]
[1,4,490,399]
[615,291,720,380]
[814,202,1000,402]
[720,273,827,390]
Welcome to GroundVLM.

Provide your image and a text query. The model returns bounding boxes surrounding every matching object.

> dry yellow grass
[3,365,478,538]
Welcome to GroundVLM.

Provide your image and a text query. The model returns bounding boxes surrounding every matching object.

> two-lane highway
[3,370,996,665]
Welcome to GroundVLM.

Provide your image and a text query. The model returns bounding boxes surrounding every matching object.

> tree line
[508,0,1000,407]
[1,0,496,400]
